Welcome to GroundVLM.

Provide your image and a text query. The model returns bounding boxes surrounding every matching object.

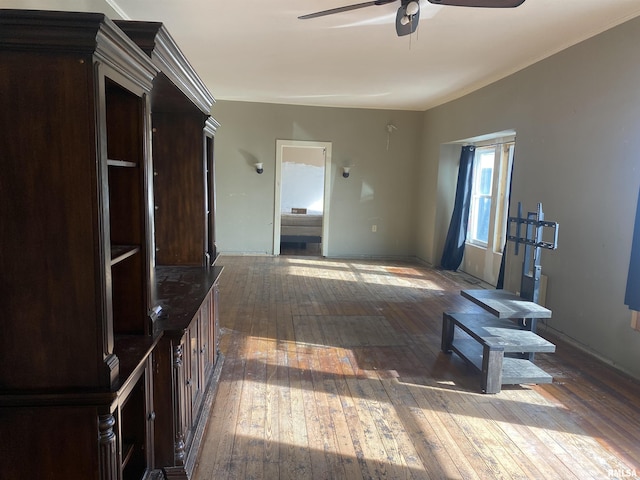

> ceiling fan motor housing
[396,1,420,36]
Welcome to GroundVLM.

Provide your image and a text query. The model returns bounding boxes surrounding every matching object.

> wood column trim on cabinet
[98,413,118,480]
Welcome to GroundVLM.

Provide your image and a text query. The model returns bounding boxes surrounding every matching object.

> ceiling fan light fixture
[406,1,420,16]
[395,1,420,36]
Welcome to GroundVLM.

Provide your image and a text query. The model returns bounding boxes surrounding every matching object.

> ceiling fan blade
[299,0,396,20]
[427,0,525,7]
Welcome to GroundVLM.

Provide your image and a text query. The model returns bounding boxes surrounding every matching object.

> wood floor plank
[305,322,351,479]
[475,398,575,479]
[378,347,476,480]
[199,355,246,478]
[345,376,401,478]
[295,318,332,480]
[281,314,314,480]
[315,344,364,480]
[433,388,522,479]
[192,356,239,478]
[228,344,254,479]
[499,389,595,479]
[263,300,281,479]
[246,335,268,479]
[330,337,395,478]
[406,378,508,480]
[511,387,632,477]
[369,379,435,479]
[193,256,640,480]
[541,383,640,470]
[355,375,415,479]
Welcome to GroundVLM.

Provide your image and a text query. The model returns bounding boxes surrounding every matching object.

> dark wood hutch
[114,20,223,478]
[0,10,222,480]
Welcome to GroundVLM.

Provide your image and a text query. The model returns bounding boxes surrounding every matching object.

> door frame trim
[273,139,332,256]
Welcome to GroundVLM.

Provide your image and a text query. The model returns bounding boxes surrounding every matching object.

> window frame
[467,146,496,247]
[466,138,515,254]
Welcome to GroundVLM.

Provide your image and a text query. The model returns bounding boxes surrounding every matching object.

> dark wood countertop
[153,265,224,335]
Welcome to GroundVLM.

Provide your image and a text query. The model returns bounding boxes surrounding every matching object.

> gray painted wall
[211,101,423,257]
[419,16,640,378]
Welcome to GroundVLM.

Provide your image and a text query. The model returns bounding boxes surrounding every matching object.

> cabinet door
[212,281,221,366]
[199,293,212,380]
[172,338,190,465]
[188,319,203,419]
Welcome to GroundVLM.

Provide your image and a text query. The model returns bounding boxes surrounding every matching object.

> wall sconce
[342,166,351,178]
[254,162,264,174]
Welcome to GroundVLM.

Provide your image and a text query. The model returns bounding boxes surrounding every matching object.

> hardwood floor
[193,255,640,479]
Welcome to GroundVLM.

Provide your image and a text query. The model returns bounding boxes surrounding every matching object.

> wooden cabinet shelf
[113,334,162,383]
[121,442,135,469]
[111,245,141,266]
[108,159,139,168]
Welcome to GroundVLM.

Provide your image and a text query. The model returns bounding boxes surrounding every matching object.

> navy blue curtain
[440,145,475,271]
[625,187,640,311]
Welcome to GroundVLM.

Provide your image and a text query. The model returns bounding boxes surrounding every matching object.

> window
[467,140,515,253]
[468,147,495,246]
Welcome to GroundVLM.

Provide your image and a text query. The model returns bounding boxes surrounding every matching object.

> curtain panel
[440,145,475,271]
[625,187,640,311]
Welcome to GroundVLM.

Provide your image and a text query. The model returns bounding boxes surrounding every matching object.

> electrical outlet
[372,225,377,232]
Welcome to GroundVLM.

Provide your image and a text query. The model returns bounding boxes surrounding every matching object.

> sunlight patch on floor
[284,266,444,291]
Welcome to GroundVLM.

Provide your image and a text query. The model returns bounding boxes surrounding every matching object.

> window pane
[479,167,493,195]
[468,147,495,246]
[477,150,494,195]
[476,197,492,244]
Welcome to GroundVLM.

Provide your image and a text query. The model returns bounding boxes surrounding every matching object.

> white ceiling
[8,0,640,111]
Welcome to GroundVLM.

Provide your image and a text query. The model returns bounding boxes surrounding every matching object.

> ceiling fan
[299,0,525,37]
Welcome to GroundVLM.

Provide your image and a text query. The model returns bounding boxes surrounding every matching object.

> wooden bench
[441,312,556,394]
[460,288,552,332]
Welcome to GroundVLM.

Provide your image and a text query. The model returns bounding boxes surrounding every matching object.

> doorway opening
[274,140,332,256]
